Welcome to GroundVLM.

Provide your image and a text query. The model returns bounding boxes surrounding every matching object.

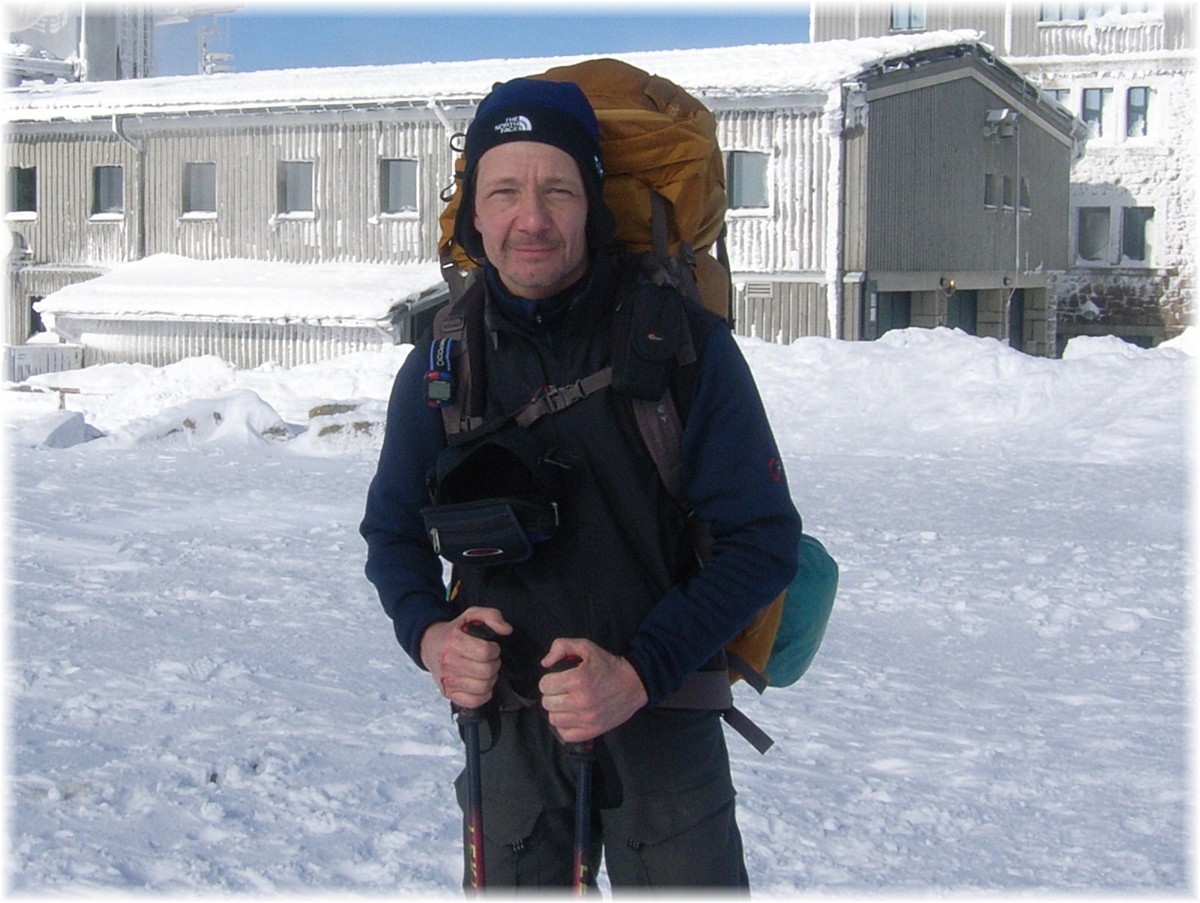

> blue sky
[155,4,811,76]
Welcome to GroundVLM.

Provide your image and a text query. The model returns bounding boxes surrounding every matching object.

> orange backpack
[437,57,731,321]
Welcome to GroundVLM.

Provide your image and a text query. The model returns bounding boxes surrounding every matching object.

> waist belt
[486,670,774,754]
[659,670,774,754]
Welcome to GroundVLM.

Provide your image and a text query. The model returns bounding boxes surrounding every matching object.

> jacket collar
[482,253,618,343]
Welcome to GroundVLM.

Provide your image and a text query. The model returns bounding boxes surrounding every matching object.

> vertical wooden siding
[719,106,831,275]
[50,315,391,369]
[138,115,461,264]
[7,132,140,267]
[812,5,1012,47]
[810,2,1190,56]
[865,75,1070,273]
[734,280,830,343]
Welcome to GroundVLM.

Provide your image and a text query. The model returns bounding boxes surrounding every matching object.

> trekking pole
[457,620,497,895]
[545,655,596,895]
[568,738,596,894]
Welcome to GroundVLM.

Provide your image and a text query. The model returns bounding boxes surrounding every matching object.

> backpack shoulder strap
[628,297,778,754]
[430,282,487,441]
[622,278,699,507]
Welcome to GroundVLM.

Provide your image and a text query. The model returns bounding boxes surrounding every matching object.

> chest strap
[513,366,615,429]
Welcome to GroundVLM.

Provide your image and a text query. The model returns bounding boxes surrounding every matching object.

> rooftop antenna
[198,22,234,75]
[77,0,89,81]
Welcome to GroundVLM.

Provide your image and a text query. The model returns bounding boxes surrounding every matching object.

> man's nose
[513,192,552,228]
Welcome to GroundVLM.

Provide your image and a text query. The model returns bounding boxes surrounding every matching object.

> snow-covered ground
[4,326,1192,894]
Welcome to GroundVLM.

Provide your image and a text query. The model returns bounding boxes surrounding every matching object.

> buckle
[541,381,584,413]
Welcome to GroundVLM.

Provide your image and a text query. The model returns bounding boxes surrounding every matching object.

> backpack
[429,60,837,752]
[437,58,732,320]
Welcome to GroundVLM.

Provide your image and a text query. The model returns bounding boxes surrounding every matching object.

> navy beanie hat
[453,77,615,261]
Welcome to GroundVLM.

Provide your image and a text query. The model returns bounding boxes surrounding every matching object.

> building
[2,31,1082,369]
[6,5,157,84]
[811,1,1196,351]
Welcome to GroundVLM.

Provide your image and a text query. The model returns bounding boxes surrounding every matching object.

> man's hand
[420,607,512,710]
[538,638,649,743]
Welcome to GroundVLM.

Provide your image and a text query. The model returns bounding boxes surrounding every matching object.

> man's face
[472,142,590,301]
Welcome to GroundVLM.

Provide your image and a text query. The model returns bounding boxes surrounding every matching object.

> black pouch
[422,423,567,566]
[611,278,684,401]
[421,497,559,565]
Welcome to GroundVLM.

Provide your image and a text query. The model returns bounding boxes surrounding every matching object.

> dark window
[1008,289,1026,353]
[92,165,124,215]
[891,2,926,29]
[1122,206,1154,262]
[277,161,314,214]
[866,291,911,339]
[726,151,769,210]
[1078,206,1110,262]
[183,162,217,214]
[948,290,978,335]
[1044,1,1152,18]
[1126,86,1150,138]
[29,296,44,338]
[1082,88,1111,139]
[1019,177,1031,213]
[7,166,36,214]
[380,158,418,214]
[984,173,1000,209]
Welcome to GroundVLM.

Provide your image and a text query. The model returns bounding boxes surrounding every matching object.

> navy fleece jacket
[360,272,801,706]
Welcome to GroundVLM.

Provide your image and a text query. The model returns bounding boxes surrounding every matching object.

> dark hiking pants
[454,704,750,891]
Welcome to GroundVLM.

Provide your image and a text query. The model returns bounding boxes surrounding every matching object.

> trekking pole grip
[455,620,499,724]
[544,655,595,758]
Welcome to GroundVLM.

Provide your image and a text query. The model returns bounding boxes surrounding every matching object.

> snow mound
[1063,332,1192,360]
[287,399,390,457]
[105,389,291,447]
[743,327,1187,465]
[12,410,103,448]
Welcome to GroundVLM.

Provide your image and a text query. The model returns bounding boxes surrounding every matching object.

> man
[361,77,800,890]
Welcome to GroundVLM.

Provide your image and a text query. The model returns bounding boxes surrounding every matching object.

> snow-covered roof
[4,30,986,123]
[35,255,445,324]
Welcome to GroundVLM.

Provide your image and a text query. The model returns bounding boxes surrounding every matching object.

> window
[380,158,418,214]
[1077,206,1110,262]
[1121,206,1154,262]
[984,173,1000,209]
[947,290,978,335]
[92,165,124,216]
[1081,88,1111,139]
[1046,88,1071,107]
[28,296,44,337]
[890,1,926,30]
[183,162,217,214]
[1042,1,1151,19]
[7,166,36,214]
[277,161,314,215]
[1040,2,1082,21]
[726,151,768,210]
[984,174,1029,212]
[1126,86,1150,138]
[868,291,911,339]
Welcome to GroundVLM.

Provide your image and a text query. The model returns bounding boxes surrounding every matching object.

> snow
[3,30,985,121]
[5,326,1191,893]
[33,254,445,323]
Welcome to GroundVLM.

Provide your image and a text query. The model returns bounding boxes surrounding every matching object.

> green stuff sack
[763,534,839,688]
